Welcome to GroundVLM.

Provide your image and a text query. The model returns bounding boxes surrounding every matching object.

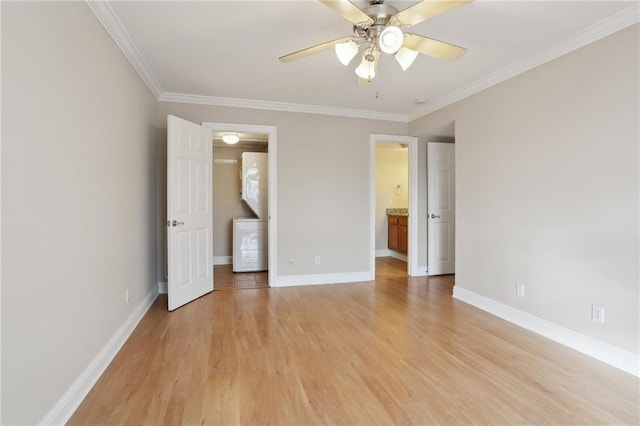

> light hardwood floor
[213,265,269,291]
[69,258,638,425]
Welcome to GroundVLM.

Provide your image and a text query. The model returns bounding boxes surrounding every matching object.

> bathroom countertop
[386,208,408,216]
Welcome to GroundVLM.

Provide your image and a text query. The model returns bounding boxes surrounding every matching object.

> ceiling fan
[279,0,472,83]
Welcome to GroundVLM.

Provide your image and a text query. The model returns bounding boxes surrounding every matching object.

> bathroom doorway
[369,134,419,279]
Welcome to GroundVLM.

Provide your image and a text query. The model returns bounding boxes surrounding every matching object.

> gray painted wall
[410,24,640,354]
[1,2,158,424]
[155,102,407,280]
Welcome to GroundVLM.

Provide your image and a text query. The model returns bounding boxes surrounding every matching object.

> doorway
[369,134,419,278]
[202,122,277,287]
[211,132,269,290]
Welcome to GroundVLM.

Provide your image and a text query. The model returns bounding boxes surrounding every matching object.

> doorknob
[430,214,440,219]
[171,220,185,227]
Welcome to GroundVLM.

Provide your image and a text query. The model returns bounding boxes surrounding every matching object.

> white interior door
[428,142,455,275]
[167,115,213,310]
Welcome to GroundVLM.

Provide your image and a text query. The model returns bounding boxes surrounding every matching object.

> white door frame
[369,134,419,278]
[202,122,277,286]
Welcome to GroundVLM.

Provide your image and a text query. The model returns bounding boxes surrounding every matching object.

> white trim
[39,286,159,425]
[158,281,168,295]
[85,0,162,98]
[408,3,640,121]
[272,271,371,288]
[452,286,640,377]
[89,0,638,124]
[376,249,393,258]
[389,251,408,262]
[86,0,406,122]
[369,134,419,279]
[213,256,232,265]
[161,92,407,123]
[202,122,277,288]
[407,138,419,277]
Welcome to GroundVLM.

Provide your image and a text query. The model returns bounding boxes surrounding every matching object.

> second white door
[428,142,455,275]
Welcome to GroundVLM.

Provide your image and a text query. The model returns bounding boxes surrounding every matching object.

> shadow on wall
[156,127,168,281]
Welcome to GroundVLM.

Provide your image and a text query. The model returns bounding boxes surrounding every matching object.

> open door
[428,142,455,275]
[167,115,213,310]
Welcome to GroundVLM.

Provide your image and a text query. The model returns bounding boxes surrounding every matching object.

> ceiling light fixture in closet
[222,133,240,144]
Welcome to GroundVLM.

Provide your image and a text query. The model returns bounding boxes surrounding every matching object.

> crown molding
[85,0,163,98]
[88,0,637,124]
[407,3,640,122]
[87,0,405,122]
[158,92,409,123]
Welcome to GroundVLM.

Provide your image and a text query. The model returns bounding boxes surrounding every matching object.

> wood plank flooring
[69,258,638,425]
[213,265,268,291]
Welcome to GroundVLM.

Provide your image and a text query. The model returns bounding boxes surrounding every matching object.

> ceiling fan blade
[392,0,472,27]
[403,33,467,62]
[279,36,352,63]
[319,0,373,25]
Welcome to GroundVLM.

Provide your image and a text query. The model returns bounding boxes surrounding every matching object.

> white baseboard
[390,251,407,262]
[375,249,392,257]
[272,271,373,287]
[39,285,158,425]
[213,256,232,265]
[158,281,167,295]
[375,249,409,262]
[452,286,639,377]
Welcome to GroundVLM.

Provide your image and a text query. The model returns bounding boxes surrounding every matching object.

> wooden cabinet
[388,216,399,250]
[388,215,408,253]
[398,216,408,253]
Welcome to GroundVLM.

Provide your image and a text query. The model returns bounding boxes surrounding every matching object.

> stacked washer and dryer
[232,152,268,272]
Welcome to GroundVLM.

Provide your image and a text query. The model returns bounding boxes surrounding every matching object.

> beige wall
[1,2,158,424]
[212,145,267,257]
[375,145,408,250]
[156,102,407,279]
[410,25,640,353]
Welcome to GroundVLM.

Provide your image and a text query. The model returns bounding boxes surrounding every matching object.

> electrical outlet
[125,288,130,304]
[288,258,294,267]
[516,283,525,298]
[315,256,321,265]
[591,304,605,323]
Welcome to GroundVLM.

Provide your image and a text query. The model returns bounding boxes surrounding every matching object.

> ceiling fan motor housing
[365,2,398,26]
[354,2,400,50]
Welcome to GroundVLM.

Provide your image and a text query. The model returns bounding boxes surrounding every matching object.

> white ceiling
[106,0,636,119]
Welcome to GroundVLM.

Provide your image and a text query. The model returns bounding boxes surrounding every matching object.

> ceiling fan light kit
[394,46,419,71]
[335,40,359,65]
[379,25,403,54]
[355,52,376,80]
[279,0,471,83]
